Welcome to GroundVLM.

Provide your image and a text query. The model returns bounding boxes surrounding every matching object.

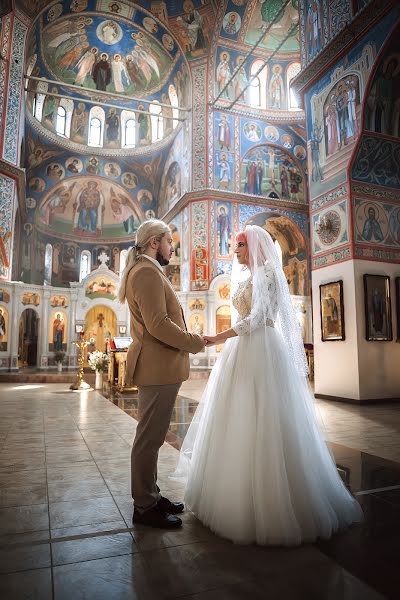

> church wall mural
[304,11,398,201]
[350,23,400,264]
[48,309,67,352]
[158,125,191,216]
[0,304,8,351]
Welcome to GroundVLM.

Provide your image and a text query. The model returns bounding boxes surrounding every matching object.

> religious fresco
[311,198,350,256]
[214,152,234,192]
[21,292,40,306]
[48,310,67,352]
[168,0,213,61]
[50,295,69,308]
[216,202,233,258]
[354,198,400,247]
[215,112,233,151]
[40,10,178,98]
[85,278,117,300]
[0,289,10,303]
[245,210,309,296]
[240,145,305,202]
[165,217,182,291]
[364,28,400,137]
[214,46,301,111]
[241,0,300,53]
[84,305,117,355]
[158,127,190,216]
[35,177,143,240]
[352,136,400,189]
[0,305,8,351]
[189,313,205,335]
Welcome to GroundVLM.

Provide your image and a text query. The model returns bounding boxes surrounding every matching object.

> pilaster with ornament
[2,17,26,165]
[68,288,79,368]
[190,201,209,290]
[0,14,11,150]
[8,281,21,370]
[192,63,208,190]
[0,174,15,280]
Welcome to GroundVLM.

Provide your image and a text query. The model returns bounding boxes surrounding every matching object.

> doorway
[18,308,39,367]
[83,305,117,362]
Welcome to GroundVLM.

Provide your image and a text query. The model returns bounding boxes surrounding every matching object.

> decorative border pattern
[0,15,11,151]
[355,245,400,263]
[312,246,352,269]
[310,184,349,212]
[3,18,26,165]
[192,63,207,189]
[351,182,400,202]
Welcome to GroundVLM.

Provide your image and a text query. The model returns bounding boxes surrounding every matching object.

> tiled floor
[0,380,399,599]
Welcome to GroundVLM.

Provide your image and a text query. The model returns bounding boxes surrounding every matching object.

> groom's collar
[141,253,164,273]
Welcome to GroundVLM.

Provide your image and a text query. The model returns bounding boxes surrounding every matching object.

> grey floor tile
[53,554,150,600]
[52,531,137,565]
[0,567,52,600]
[0,485,48,508]
[0,504,49,535]
[0,542,51,574]
[49,496,122,529]
[47,479,111,503]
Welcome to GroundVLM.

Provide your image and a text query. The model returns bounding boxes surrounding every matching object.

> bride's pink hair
[235,231,249,264]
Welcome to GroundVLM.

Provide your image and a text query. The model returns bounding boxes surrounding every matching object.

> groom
[124,220,205,529]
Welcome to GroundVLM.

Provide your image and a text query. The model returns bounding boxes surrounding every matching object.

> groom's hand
[203,335,219,347]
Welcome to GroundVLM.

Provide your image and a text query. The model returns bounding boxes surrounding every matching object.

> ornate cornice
[292,0,397,97]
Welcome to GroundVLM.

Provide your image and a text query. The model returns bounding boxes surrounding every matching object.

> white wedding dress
[175,267,363,546]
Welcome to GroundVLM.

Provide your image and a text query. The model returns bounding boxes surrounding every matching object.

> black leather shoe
[158,496,184,515]
[133,505,182,529]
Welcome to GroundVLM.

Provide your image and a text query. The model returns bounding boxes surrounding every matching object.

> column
[68,294,78,369]
[39,290,50,369]
[8,283,20,371]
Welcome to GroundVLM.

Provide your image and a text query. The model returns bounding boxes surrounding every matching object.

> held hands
[202,335,220,347]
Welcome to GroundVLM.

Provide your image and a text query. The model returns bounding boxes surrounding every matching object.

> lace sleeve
[233,266,277,336]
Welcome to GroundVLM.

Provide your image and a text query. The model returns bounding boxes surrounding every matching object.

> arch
[33,81,48,122]
[0,305,9,351]
[88,106,105,147]
[57,98,74,138]
[250,59,267,108]
[287,62,301,110]
[79,250,92,282]
[149,102,164,142]
[83,305,117,358]
[245,211,309,296]
[121,110,136,148]
[119,248,129,277]
[18,308,39,368]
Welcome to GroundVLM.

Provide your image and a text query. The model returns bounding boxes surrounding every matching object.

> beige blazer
[125,257,204,386]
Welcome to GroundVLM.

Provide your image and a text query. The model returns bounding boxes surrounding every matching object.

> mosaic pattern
[192,63,207,189]
[329,0,352,38]
[354,246,400,263]
[351,183,400,202]
[3,18,26,164]
[312,246,352,269]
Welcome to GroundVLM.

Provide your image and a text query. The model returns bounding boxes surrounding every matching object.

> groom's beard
[156,252,170,267]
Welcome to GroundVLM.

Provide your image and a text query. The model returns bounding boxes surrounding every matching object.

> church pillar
[68,293,78,369]
[39,290,50,369]
[8,282,20,371]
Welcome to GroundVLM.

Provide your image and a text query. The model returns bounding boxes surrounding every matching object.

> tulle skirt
[174,327,363,546]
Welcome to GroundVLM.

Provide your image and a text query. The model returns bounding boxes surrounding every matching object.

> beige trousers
[131,382,181,512]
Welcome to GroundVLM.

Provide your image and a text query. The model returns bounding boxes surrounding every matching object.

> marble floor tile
[49,496,122,529]
[52,531,137,566]
[0,503,49,535]
[0,542,51,574]
[0,484,48,508]
[47,479,112,503]
[0,567,52,600]
[53,554,150,600]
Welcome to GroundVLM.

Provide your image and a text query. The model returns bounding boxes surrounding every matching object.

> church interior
[0,0,399,598]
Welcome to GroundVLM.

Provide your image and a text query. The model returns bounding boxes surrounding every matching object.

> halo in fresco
[294,145,306,160]
[244,122,262,142]
[65,157,83,174]
[162,34,174,52]
[47,4,63,22]
[104,162,121,178]
[223,12,241,35]
[96,20,123,45]
[122,172,138,189]
[264,126,279,142]
[71,0,88,12]
[355,200,389,244]
[143,17,158,34]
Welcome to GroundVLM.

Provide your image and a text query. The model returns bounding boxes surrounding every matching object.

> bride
[174,225,362,546]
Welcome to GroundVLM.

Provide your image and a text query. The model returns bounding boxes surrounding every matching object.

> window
[149,103,164,142]
[79,250,91,282]
[121,111,136,148]
[250,60,267,109]
[33,81,48,122]
[287,62,301,110]
[168,84,179,129]
[56,106,66,136]
[88,106,105,147]
[44,243,52,285]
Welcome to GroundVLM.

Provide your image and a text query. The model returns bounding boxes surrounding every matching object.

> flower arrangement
[54,351,65,364]
[88,350,109,372]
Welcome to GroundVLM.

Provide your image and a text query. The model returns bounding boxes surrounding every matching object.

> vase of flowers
[54,351,65,373]
[88,351,109,390]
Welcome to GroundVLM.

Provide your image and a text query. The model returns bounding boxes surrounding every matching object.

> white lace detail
[232,265,277,336]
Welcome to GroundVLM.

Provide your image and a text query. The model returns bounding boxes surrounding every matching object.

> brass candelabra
[70,334,92,391]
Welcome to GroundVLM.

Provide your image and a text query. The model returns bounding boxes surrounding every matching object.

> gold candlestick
[70,334,92,391]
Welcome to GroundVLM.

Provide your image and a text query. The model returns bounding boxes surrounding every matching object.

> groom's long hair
[118,219,170,303]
